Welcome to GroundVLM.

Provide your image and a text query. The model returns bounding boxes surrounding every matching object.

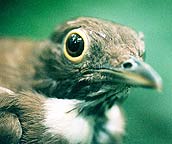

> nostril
[122,62,133,69]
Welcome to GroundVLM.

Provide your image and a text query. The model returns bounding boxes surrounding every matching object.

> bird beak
[109,57,162,90]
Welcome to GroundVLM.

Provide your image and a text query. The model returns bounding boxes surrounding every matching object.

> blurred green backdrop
[0,0,172,143]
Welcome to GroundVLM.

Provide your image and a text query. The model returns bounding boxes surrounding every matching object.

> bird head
[35,17,162,113]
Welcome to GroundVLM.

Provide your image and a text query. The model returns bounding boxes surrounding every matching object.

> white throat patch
[43,98,93,144]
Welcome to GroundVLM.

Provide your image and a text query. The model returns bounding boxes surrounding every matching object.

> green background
[0,0,172,143]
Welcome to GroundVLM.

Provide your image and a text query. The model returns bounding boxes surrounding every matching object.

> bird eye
[66,33,84,57]
[64,29,89,63]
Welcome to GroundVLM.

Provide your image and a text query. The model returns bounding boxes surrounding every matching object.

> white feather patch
[43,99,93,144]
[0,86,14,94]
[105,105,125,135]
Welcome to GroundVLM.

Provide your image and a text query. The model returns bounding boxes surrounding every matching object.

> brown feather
[0,38,39,91]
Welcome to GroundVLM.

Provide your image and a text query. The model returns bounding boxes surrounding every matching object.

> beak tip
[154,79,163,92]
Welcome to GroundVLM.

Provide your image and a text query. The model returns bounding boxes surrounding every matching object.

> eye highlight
[64,29,89,63]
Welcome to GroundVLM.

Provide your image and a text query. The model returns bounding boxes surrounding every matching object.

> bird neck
[77,86,129,117]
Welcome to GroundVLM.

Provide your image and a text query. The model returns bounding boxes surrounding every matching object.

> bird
[0,17,162,144]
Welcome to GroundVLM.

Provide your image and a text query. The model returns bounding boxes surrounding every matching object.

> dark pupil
[66,33,84,57]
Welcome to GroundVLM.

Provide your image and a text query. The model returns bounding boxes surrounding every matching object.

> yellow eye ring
[63,29,89,63]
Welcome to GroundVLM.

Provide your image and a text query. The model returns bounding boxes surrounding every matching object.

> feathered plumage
[0,17,162,144]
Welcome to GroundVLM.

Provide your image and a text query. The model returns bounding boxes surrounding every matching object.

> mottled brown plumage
[0,17,162,144]
[0,38,37,91]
